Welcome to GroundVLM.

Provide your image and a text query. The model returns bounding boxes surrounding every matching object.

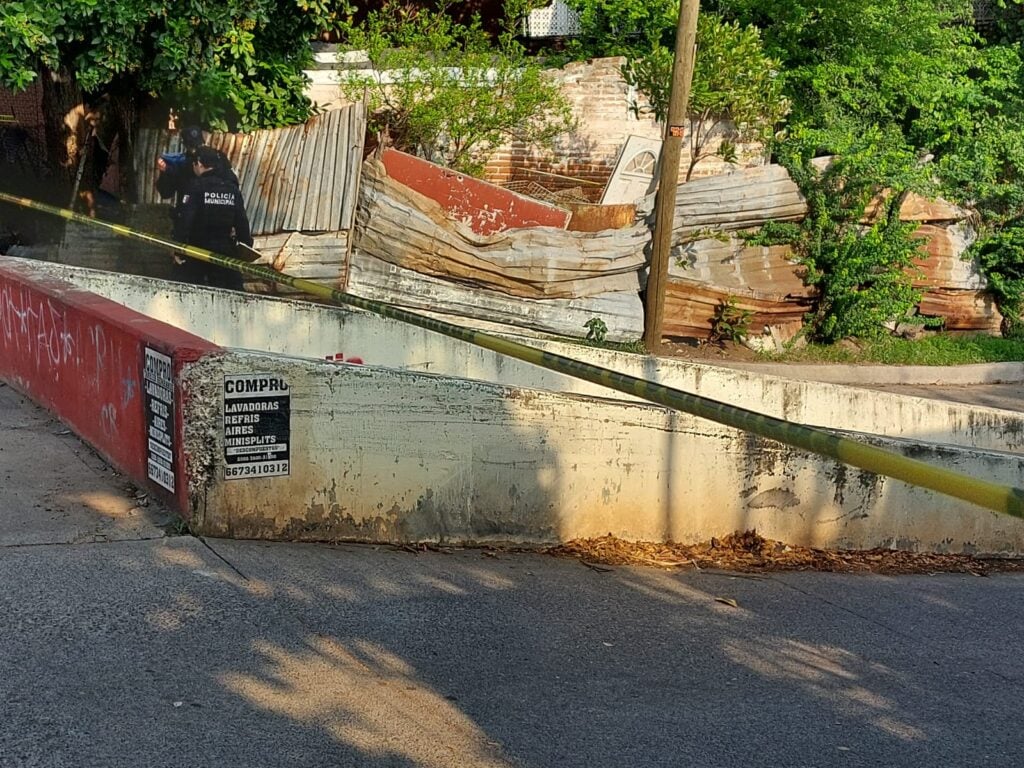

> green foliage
[709,296,753,343]
[704,0,1024,340]
[764,334,1024,365]
[973,224,1024,338]
[561,0,678,59]
[163,516,191,536]
[337,1,574,175]
[712,0,978,134]
[931,43,1024,222]
[711,0,1024,221]
[779,126,928,343]
[740,221,803,247]
[584,316,608,342]
[619,14,788,180]
[980,0,1024,44]
[0,0,347,130]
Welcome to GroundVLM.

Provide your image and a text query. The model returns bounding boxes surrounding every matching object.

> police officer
[156,126,240,228]
[173,145,253,291]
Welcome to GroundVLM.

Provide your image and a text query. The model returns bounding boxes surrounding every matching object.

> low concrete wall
[25,261,1024,455]
[183,350,1024,554]
[516,338,1024,455]
[0,259,219,512]
[7,259,1024,554]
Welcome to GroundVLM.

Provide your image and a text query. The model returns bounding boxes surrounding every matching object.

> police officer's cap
[181,126,205,149]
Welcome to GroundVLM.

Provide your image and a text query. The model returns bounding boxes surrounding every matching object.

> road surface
[1,382,1022,767]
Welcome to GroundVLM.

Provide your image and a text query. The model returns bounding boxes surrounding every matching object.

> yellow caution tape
[3,190,1023,518]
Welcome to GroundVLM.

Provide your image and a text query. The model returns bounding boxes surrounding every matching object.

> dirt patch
[546,530,1024,575]
[660,339,766,364]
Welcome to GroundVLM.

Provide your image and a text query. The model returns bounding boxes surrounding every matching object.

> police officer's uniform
[174,147,253,291]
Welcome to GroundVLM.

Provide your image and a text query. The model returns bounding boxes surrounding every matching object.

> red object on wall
[381,149,570,235]
[0,261,220,513]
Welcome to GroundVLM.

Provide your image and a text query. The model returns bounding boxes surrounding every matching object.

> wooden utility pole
[643,0,700,353]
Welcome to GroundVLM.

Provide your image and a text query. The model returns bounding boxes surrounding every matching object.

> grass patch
[766,334,1024,365]
[575,337,648,355]
[163,517,192,536]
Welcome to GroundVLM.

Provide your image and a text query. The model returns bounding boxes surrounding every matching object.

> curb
[697,361,1024,386]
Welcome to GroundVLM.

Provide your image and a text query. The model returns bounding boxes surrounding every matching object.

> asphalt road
[2,382,1023,768]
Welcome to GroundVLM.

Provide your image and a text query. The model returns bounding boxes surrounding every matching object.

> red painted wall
[381,149,570,235]
[0,261,220,512]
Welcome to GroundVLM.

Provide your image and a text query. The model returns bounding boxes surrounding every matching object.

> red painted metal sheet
[0,262,220,513]
[381,149,571,235]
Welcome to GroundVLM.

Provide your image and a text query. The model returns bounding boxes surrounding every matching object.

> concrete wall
[25,261,1024,456]
[0,259,219,512]
[6,257,1024,554]
[184,349,1024,554]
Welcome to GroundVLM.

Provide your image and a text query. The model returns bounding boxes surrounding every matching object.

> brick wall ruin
[308,56,767,198]
[482,57,766,197]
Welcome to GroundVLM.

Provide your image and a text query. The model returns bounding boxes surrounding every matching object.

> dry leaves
[546,530,1024,575]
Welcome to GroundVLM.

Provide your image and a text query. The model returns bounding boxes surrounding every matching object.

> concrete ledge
[705,360,1024,386]
[19,261,1024,455]
[183,350,1024,555]
[0,259,220,513]
[7,258,1024,554]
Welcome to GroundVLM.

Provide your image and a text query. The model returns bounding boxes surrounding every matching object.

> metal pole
[643,0,701,353]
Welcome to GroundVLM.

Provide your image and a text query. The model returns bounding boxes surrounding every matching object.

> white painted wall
[182,351,1024,554]
[29,261,1024,455]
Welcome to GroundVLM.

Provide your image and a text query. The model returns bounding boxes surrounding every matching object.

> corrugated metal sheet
[134,104,366,236]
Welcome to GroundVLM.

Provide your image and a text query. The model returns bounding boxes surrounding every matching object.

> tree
[561,0,679,58]
[709,0,979,138]
[703,0,1024,338]
[337,1,574,176]
[0,1,346,203]
[619,13,788,180]
[777,125,930,342]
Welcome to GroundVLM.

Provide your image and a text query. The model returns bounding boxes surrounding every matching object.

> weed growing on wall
[584,317,608,343]
[709,297,754,343]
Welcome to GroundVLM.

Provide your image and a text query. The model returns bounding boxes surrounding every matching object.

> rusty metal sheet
[381,148,571,235]
[321,107,342,233]
[339,104,365,230]
[273,125,301,232]
[288,121,315,231]
[663,277,814,340]
[328,107,350,232]
[266,124,296,233]
[912,223,984,290]
[132,104,367,235]
[244,129,273,231]
[301,116,327,231]
[564,202,636,232]
[918,289,1002,332]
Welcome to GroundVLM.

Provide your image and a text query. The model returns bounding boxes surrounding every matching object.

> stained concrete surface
[0,384,175,546]
[866,382,1024,412]
[2,381,1024,767]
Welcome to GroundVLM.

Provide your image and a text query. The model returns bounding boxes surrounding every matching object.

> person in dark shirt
[155,126,240,228]
[173,145,253,291]
[155,125,205,215]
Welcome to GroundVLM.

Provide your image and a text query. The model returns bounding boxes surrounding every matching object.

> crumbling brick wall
[313,54,768,196]
[482,57,766,197]
[0,83,44,132]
